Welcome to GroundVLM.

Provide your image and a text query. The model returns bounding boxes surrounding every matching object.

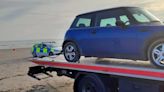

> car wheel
[148,39,164,68]
[32,52,37,57]
[49,52,53,56]
[63,42,80,62]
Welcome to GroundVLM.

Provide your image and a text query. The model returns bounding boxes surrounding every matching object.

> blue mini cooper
[63,7,164,68]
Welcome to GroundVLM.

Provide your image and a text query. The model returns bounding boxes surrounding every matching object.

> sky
[0,0,164,41]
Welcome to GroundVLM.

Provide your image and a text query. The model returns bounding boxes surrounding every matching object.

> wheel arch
[62,40,74,49]
[74,72,118,92]
[73,72,88,92]
[144,34,164,60]
[62,40,82,54]
[49,51,53,55]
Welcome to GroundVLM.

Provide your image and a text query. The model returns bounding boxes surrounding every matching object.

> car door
[70,14,97,56]
[35,44,41,56]
[39,44,44,56]
[42,44,48,56]
[91,10,138,58]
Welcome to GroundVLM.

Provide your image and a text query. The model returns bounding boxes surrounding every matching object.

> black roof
[77,6,139,17]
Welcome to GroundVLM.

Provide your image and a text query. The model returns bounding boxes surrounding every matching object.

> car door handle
[91,30,96,34]
[139,29,148,32]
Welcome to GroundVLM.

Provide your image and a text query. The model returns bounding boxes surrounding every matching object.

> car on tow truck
[62,7,164,68]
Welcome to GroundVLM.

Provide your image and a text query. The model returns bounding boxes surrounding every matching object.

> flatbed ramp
[30,55,164,81]
[28,55,164,92]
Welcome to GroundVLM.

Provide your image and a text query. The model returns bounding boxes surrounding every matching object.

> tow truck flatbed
[28,55,164,92]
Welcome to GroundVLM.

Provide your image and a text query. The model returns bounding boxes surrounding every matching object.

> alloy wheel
[152,43,164,67]
[65,45,76,61]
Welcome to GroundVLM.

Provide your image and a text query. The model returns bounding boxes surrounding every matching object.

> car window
[71,14,94,28]
[33,45,37,48]
[76,18,91,27]
[99,15,130,27]
[96,9,132,27]
[42,44,47,48]
[40,44,43,48]
[36,44,41,48]
[128,8,160,24]
[100,17,116,27]
[132,13,150,23]
[119,15,130,25]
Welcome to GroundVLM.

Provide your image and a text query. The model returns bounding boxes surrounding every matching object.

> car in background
[32,42,62,57]
[62,7,164,68]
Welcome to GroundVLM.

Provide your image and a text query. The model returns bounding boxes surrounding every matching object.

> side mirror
[116,20,127,29]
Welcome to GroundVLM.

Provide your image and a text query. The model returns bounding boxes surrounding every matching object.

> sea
[0,39,63,49]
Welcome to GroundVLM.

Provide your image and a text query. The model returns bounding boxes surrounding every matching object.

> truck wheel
[63,42,80,62]
[148,39,164,68]
[76,74,111,92]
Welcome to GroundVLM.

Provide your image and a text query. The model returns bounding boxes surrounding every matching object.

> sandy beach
[0,47,161,92]
[1,0,164,91]
[0,48,73,92]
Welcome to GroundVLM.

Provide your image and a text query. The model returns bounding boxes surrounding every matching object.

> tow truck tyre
[63,42,80,62]
[76,74,111,92]
[148,39,164,68]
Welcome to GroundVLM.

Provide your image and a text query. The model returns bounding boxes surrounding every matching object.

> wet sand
[0,48,73,92]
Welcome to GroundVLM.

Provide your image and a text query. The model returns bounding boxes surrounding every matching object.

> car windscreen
[128,8,161,24]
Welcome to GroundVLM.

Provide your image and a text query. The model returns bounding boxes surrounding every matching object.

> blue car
[32,42,62,57]
[62,7,164,68]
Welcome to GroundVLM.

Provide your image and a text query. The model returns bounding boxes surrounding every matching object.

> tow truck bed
[30,55,164,81]
[28,55,164,92]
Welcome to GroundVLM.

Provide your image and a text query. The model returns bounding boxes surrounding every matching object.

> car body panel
[63,7,164,61]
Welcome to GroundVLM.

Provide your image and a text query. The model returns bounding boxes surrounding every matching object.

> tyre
[49,52,53,56]
[32,52,37,57]
[63,42,80,62]
[76,74,111,92]
[148,39,164,68]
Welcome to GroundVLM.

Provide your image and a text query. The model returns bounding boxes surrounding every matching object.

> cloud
[0,0,164,41]
[141,0,164,12]
[138,0,164,21]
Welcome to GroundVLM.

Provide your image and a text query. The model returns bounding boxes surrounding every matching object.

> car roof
[77,6,139,17]
[34,43,52,46]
